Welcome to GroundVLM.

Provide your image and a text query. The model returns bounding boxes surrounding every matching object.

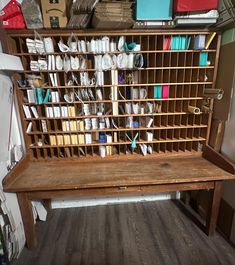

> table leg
[17,193,37,249]
[206,181,222,236]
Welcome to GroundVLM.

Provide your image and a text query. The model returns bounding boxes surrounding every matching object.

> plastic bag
[21,0,43,29]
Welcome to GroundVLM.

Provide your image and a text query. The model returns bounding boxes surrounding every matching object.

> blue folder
[136,0,173,20]
[171,35,191,50]
[199,52,208,66]
[154,85,162,99]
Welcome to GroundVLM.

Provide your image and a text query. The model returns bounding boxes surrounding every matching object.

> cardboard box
[40,0,71,28]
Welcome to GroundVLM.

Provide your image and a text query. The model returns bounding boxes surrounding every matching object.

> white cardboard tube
[188,105,201,115]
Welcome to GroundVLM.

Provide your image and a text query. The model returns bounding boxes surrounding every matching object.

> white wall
[0,0,26,256]
[0,0,22,9]
[0,73,25,257]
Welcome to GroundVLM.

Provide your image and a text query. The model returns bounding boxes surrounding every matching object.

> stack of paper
[92,1,134,29]
[133,20,175,28]
[163,36,172,50]
[194,35,206,50]
[174,10,219,26]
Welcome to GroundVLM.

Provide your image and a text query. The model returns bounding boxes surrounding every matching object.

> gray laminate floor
[12,200,235,265]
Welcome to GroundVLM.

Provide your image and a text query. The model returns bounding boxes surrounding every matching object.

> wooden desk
[3,153,235,249]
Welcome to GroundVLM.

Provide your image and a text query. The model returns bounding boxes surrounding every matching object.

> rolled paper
[188,105,201,115]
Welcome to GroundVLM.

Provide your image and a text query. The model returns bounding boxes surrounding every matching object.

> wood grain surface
[12,201,235,265]
[4,155,234,193]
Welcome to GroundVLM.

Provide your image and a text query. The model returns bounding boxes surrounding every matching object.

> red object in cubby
[174,0,218,12]
[1,13,25,29]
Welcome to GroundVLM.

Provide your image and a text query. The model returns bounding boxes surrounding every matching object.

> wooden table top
[3,154,235,193]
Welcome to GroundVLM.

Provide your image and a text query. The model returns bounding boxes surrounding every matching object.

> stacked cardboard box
[67,0,99,29]
[92,1,134,29]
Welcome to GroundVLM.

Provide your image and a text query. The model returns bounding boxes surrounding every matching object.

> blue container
[136,0,173,20]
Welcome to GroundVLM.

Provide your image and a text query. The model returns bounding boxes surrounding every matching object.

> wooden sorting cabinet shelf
[6,29,220,160]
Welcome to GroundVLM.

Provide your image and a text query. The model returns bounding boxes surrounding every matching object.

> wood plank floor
[12,200,235,265]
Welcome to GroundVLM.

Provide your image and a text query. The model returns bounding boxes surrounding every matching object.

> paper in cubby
[171,35,191,50]
[194,35,206,50]
[199,52,208,66]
